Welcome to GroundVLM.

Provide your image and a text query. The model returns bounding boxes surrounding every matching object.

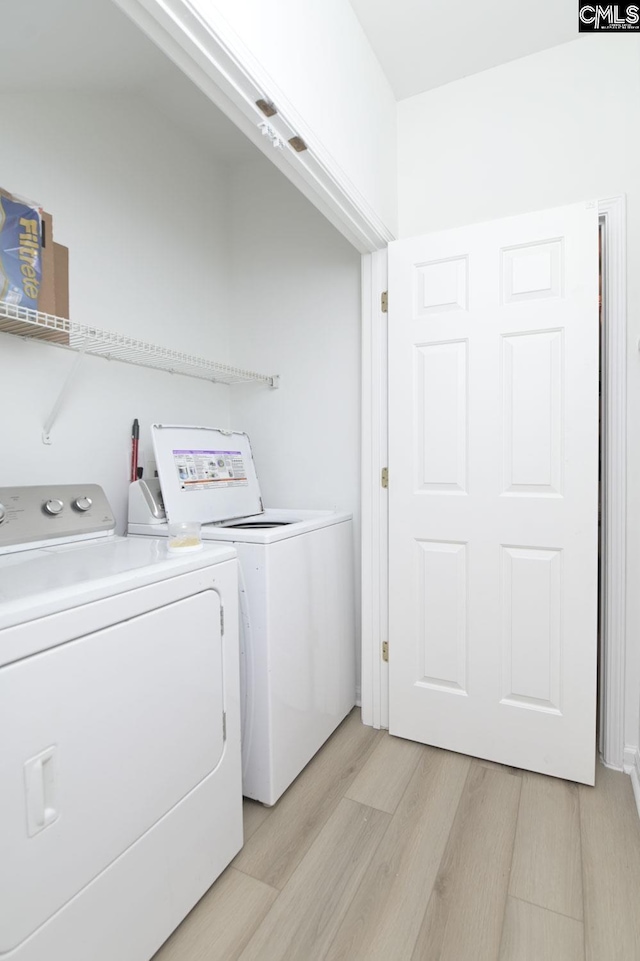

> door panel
[502,330,563,494]
[417,539,467,694]
[388,202,599,784]
[416,340,468,493]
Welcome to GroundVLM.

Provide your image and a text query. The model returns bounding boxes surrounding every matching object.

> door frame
[361,197,628,773]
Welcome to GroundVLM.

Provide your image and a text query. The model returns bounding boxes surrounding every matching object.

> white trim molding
[598,196,627,771]
[361,250,389,728]
[624,747,640,820]
[113,0,394,253]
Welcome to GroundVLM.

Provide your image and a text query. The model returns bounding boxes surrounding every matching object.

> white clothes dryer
[128,424,357,806]
[0,484,242,961]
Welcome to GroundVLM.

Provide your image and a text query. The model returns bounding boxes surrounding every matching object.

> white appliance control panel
[0,485,115,553]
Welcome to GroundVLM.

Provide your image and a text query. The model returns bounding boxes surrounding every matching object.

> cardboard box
[0,189,69,343]
[0,188,43,310]
[38,210,56,316]
[53,242,69,319]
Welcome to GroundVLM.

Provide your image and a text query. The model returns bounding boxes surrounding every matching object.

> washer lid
[152,424,263,524]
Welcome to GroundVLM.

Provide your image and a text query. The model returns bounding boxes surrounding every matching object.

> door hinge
[381,291,388,313]
[382,641,389,663]
[223,711,227,740]
[220,606,225,636]
[381,467,389,489]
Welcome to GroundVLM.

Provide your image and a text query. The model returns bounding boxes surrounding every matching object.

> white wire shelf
[0,302,278,387]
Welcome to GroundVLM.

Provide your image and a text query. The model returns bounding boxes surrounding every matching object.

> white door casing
[388,203,599,784]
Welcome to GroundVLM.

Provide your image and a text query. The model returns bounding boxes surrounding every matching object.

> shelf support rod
[42,342,87,445]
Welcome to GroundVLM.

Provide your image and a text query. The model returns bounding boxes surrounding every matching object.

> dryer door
[0,588,224,953]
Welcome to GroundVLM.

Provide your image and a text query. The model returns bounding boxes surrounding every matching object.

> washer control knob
[43,499,64,516]
[0,503,5,524]
[73,496,92,512]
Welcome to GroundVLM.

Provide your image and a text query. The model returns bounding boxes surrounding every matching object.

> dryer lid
[151,424,264,524]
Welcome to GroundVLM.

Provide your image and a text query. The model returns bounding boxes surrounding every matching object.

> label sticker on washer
[172,449,249,490]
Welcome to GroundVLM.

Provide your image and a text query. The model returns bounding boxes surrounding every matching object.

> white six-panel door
[388,203,599,784]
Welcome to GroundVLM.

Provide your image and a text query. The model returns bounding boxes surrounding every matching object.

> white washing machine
[0,484,242,961]
[128,424,357,806]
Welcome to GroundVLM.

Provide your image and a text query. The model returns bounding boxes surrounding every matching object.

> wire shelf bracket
[42,342,87,445]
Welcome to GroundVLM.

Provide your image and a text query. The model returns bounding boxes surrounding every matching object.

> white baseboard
[631,765,640,820]
[623,746,640,820]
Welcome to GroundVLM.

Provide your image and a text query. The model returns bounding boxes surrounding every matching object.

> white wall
[0,89,364,672]
[190,0,397,237]
[397,36,640,760]
[0,92,232,530]
[227,160,362,660]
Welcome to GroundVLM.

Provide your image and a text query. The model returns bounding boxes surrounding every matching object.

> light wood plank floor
[153,710,640,961]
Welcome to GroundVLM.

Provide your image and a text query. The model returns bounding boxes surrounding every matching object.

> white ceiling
[0,0,258,163]
[348,0,579,100]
